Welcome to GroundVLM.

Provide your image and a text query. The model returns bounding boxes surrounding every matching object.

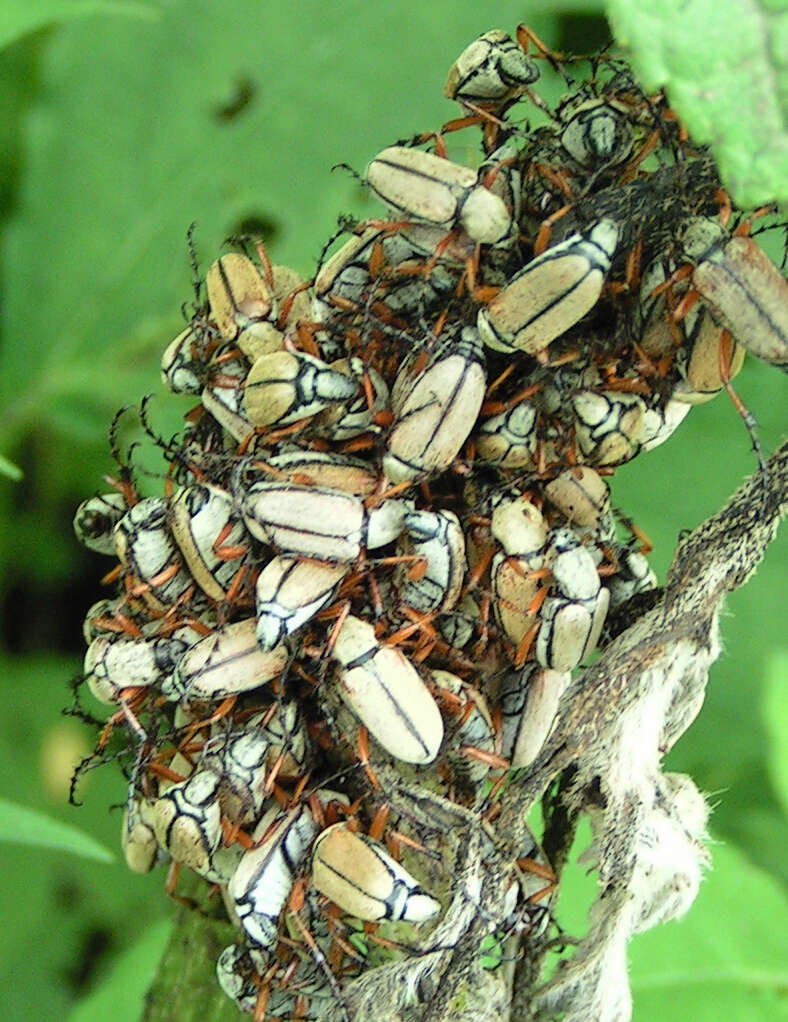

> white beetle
[396,509,465,613]
[477,220,619,354]
[201,357,255,445]
[237,481,409,563]
[544,466,614,542]
[605,548,657,609]
[243,349,359,428]
[151,769,223,874]
[384,326,486,483]
[164,618,288,702]
[314,358,390,440]
[558,97,634,169]
[206,252,274,342]
[431,669,496,788]
[199,728,272,825]
[367,146,512,245]
[255,555,349,651]
[242,700,311,778]
[639,254,746,404]
[444,29,539,108]
[681,216,788,368]
[160,324,209,395]
[262,449,379,496]
[499,664,571,768]
[490,497,548,648]
[331,615,444,764]
[169,484,249,601]
[73,492,128,555]
[84,632,194,705]
[121,795,165,874]
[535,529,609,671]
[572,390,645,466]
[311,822,441,923]
[229,804,318,949]
[114,497,193,612]
[475,401,538,469]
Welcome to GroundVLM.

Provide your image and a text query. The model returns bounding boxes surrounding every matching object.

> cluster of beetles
[72,27,787,1020]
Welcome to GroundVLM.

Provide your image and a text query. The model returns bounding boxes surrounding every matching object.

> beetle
[679,216,788,369]
[121,795,165,874]
[535,529,609,671]
[114,497,195,612]
[444,29,539,109]
[477,220,619,354]
[311,822,441,923]
[395,509,465,613]
[169,483,250,602]
[367,146,512,245]
[475,401,537,469]
[639,253,745,404]
[164,618,288,702]
[237,482,409,563]
[160,323,211,395]
[84,632,195,705]
[243,349,359,429]
[73,492,128,555]
[243,700,311,779]
[314,358,390,441]
[384,326,486,483]
[330,614,444,765]
[571,390,645,466]
[229,804,319,949]
[151,769,223,874]
[557,97,634,170]
[261,449,379,497]
[199,727,273,826]
[255,556,349,651]
[543,466,613,542]
[499,664,571,768]
[206,253,274,343]
[201,357,255,445]
[431,669,496,789]
[490,497,548,649]
[605,547,657,609]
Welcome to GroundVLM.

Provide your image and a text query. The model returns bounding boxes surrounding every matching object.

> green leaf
[67,918,173,1022]
[629,840,788,1020]
[0,796,114,862]
[606,0,788,207]
[0,452,22,480]
[763,651,788,816]
[0,0,159,50]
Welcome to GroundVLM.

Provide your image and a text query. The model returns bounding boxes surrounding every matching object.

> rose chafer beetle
[311,822,441,923]
[396,509,465,613]
[384,325,486,483]
[444,29,539,109]
[229,804,319,949]
[255,555,349,651]
[164,618,288,702]
[151,769,223,874]
[679,216,788,369]
[367,146,512,245]
[243,349,359,429]
[73,492,128,555]
[535,528,609,671]
[477,220,619,354]
[169,483,250,602]
[330,614,444,764]
[237,481,409,563]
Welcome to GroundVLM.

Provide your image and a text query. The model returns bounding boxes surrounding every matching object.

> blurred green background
[0,2,785,1020]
